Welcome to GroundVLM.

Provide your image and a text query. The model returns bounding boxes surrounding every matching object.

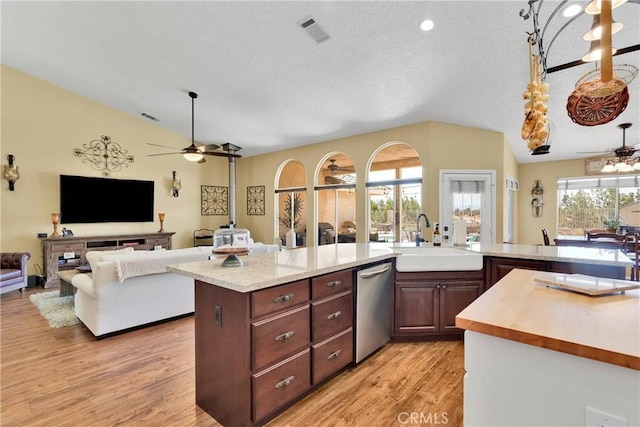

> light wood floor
[1,287,464,426]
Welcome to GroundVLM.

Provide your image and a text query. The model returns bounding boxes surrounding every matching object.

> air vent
[300,16,330,43]
[141,112,159,122]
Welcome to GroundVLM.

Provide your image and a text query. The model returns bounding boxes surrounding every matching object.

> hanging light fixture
[583,14,623,41]
[600,160,616,173]
[585,0,628,15]
[183,91,204,162]
[581,38,617,62]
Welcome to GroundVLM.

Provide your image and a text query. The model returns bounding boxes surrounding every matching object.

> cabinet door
[439,281,482,332]
[487,257,547,289]
[394,282,438,335]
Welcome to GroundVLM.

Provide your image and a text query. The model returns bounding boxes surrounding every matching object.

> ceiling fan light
[633,160,640,170]
[601,161,616,173]
[585,0,628,15]
[183,152,204,162]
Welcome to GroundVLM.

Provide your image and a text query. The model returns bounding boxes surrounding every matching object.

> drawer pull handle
[274,331,295,342]
[327,280,341,288]
[273,293,294,304]
[327,349,342,360]
[327,311,342,320]
[274,375,296,389]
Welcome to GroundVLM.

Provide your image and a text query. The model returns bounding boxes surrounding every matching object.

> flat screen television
[60,175,154,224]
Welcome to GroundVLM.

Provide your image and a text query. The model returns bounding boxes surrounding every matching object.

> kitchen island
[456,268,640,426]
[168,243,396,426]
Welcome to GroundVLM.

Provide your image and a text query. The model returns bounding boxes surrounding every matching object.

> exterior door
[439,170,496,244]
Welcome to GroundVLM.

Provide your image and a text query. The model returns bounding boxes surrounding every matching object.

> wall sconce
[3,154,20,191]
[172,171,181,197]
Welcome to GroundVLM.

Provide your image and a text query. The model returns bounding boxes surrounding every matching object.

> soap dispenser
[432,223,442,246]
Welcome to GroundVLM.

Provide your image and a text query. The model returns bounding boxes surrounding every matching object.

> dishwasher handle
[358,265,391,279]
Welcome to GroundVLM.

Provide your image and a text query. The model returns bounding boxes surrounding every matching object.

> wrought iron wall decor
[247,185,265,215]
[74,135,134,176]
[201,185,228,216]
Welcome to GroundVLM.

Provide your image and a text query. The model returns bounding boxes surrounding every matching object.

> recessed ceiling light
[563,3,583,17]
[420,19,434,32]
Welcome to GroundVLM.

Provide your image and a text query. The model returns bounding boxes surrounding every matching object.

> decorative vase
[158,213,165,233]
[286,229,296,249]
[50,213,61,237]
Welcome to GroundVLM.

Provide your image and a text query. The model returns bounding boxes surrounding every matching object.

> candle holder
[158,213,165,233]
[50,213,61,237]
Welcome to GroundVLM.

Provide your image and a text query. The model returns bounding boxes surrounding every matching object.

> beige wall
[517,159,585,244]
[1,65,231,274]
[2,65,522,275]
[503,135,520,243]
[237,121,511,245]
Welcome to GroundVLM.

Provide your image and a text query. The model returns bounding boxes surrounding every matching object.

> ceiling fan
[577,122,638,157]
[147,91,241,163]
[578,123,640,173]
[324,159,355,174]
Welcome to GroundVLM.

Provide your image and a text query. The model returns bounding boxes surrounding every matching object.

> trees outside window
[557,176,640,236]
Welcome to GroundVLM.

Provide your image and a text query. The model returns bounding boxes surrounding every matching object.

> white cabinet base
[463,331,640,427]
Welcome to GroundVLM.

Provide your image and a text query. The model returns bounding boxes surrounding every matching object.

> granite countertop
[456,268,640,370]
[167,243,396,293]
[465,242,632,267]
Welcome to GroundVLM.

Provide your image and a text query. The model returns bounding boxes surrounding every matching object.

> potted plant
[602,216,621,233]
[279,193,303,247]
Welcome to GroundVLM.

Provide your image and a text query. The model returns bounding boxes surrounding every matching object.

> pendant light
[585,0,627,14]
[583,14,623,41]
[183,91,204,162]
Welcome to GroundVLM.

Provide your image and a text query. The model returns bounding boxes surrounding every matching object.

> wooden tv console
[39,232,175,288]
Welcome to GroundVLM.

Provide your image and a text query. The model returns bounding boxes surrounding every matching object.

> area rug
[29,291,80,328]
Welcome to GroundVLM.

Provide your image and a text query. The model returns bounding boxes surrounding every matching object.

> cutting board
[534,273,640,296]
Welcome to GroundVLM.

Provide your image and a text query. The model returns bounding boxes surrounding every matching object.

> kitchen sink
[394,246,483,272]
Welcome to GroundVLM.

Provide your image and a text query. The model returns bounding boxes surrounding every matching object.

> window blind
[557,175,639,190]
[450,180,486,194]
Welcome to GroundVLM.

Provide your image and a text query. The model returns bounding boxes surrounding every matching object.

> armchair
[1,252,31,294]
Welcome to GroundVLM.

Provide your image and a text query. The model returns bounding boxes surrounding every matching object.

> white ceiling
[2,1,638,163]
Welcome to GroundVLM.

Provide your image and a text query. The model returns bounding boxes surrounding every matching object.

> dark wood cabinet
[486,256,547,289]
[485,256,626,290]
[195,268,354,426]
[393,270,483,339]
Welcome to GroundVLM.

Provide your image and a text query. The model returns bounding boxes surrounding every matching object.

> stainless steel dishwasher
[355,262,393,363]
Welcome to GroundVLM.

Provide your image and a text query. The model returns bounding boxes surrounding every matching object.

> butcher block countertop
[456,268,640,370]
[465,242,632,267]
[167,243,396,293]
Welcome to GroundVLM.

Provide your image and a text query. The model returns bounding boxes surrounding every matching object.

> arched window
[275,160,307,248]
[316,153,356,245]
[366,143,422,243]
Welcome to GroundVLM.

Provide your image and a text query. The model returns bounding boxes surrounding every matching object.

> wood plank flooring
[1,287,464,426]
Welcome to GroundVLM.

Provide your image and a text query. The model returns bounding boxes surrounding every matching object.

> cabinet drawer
[252,280,310,319]
[252,349,311,423]
[312,328,353,385]
[311,269,352,300]
[252,305,310,371]
[51,242,84,253]
[312,292,352,342]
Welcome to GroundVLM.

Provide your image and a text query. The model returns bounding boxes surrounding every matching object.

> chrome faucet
[415,213,431,246]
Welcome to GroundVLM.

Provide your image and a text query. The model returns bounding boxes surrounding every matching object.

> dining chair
[632,234,639,282]
[541,229,550,246]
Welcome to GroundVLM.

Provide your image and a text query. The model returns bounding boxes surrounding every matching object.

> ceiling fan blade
[147,152,182,157]
[146,142,181,150]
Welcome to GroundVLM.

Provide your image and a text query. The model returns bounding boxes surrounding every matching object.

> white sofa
[72,247,212,338]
